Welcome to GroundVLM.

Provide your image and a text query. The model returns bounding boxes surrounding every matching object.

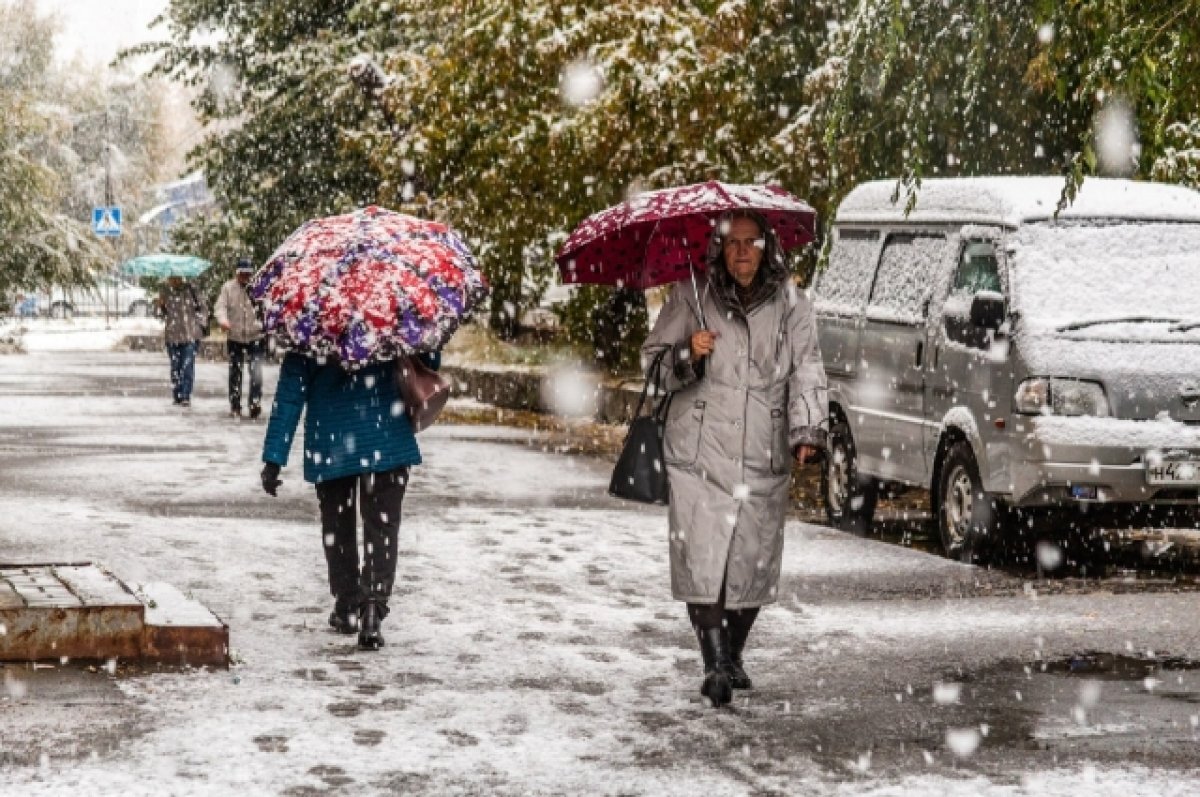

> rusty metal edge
[141,622,230,668]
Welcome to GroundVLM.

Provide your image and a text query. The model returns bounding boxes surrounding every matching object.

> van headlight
[1014,378,1110,417]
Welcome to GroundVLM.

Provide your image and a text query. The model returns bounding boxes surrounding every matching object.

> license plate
[1147,460,1200,486]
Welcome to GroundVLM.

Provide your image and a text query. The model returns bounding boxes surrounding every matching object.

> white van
[813,177,1200,560]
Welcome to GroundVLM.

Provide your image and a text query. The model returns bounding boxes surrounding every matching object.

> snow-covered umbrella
[120,254,212,279]
[249,206,488,368]
[554,181,817,294]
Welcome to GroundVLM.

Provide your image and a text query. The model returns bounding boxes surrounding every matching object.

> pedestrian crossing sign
[92,206,122,237]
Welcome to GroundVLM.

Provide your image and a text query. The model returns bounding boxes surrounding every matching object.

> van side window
[952,241,1001,296]
[867,233,947,324]
[813,228,879,314]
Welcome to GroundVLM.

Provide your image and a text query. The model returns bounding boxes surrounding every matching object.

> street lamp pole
[76,103,159,329]
[104,108,114,330]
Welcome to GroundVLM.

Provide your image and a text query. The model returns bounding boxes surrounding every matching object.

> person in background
[157,276,207,408]
[15,293,37,319]
[215,258,266,419]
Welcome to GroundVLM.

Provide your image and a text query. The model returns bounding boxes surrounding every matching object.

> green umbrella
[119,254,213,278]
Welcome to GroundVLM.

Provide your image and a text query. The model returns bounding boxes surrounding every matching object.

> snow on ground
[2,345,1200,795]
[3,316,162,353]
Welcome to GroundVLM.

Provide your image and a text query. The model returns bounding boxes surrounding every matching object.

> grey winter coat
[158,283,208,345]
[641,238,828,609]
[214,279,263,343]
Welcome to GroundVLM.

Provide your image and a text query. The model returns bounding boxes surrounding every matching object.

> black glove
[261,462,282,496]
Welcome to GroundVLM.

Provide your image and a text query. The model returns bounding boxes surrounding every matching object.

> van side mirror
[969,292,1006,330]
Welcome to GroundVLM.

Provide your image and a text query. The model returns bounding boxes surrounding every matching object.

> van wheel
[936,441,1002,563]
[823,420,878,534]
[49,302,73,320]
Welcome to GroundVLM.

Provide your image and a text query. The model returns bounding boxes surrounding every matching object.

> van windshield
[1010,221,1200,338]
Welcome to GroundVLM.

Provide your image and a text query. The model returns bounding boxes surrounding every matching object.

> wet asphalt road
[2,348,1200,795]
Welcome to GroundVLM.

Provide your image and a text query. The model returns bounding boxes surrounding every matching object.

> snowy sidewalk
[1,349,1200,795]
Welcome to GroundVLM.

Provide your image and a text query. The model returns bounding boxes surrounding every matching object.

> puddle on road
[865,514,1200,588]
[951,651,1200,764]
[1037,650,1200,680]
[762,649,1200,775]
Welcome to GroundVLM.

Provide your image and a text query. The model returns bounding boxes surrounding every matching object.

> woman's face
[722,217,765,288]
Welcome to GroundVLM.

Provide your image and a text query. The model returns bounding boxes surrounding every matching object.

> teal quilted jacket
[262,352,440,483]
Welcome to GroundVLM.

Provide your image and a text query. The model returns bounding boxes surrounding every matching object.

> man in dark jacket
[157,277,208,407]
[260,351,440,650]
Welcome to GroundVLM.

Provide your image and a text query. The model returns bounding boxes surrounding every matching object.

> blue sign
[92,206,122,237]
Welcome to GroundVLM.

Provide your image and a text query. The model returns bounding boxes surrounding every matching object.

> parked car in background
[1,292,40,319]
[520,282,578,331]
[37,275,151,319]
[812,176,1200,561]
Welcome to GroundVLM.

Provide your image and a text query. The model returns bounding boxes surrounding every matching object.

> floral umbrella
[250,207,488,368]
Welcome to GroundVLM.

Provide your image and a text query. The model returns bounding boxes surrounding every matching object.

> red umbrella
[554,181,817,291]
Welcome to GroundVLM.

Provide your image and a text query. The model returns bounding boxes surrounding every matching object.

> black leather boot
[357,600,385,650]
[697,627,733,707]
[328,596,357,635]
[724,608,758,689]
[726,626,753,690]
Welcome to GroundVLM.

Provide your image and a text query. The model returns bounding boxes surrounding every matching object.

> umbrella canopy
[555,181,817,290]
[249,206,488,368]
[119,254,212,279]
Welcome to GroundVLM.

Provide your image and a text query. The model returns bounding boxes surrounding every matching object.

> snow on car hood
[1019,332,1200,422]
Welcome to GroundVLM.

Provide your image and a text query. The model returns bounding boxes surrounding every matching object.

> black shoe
[180,399,191,408]
[328,604,357,635]
[357,600,384,650]
[249,405,262,420]
[697,627,732,707]
[726,656,753,690]
[230,406,242,418]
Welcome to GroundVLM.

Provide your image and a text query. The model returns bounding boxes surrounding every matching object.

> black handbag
[609,348,674,504]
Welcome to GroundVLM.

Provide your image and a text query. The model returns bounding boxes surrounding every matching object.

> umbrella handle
[689,262,707,330]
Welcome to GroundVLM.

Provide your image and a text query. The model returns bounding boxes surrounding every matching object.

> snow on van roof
[835,177,1200,226]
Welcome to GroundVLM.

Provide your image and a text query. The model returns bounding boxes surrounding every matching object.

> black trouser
[314,468,409,614]
[227,339,264,411]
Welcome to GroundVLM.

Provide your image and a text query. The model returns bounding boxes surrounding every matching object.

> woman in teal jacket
[260,351,440,650]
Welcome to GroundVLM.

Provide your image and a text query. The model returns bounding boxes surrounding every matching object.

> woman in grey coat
[641,209,828,707]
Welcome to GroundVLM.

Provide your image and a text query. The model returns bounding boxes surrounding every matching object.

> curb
[124,334,283,364]
[122,335,645,424]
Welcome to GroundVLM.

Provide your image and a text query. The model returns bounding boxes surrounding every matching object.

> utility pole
[104,108,114,330]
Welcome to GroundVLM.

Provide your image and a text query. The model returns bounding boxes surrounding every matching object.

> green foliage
[814,0,1200,219]
[135,0,1200,365]
[126,0,385,267]
[167,213,247,307]
[357,0,829,341]
[0,0,115,294]
[814,1,1084,217]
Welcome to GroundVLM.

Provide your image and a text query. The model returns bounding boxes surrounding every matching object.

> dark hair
[703,208,791,308]
[721,209,767,235]
[704,209,784,274]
